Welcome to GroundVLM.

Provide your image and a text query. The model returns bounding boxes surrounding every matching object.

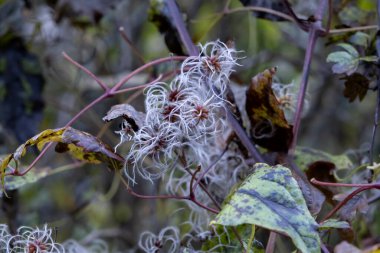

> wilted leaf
[212,163,320,253]
[319,219,350,230]
[55,127,124,170]
[0,127,124,192]
[334,193,369,221]
[103,104,146,132]
[327,43,359,75]
[245,67,293,152]
[201,224,264,253]
[340,73,369,102]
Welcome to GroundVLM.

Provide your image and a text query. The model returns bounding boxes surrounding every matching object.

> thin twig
[62,52,109,91]
[225,108,265,163]
[110,56,187,92]
[224,6,295,23]
[111,74,163,95]
[192,148,227,192]
[329,25,378,34]
[119,27,146,64]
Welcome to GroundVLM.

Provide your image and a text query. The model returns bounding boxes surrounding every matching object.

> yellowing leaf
[0,154,13,196]
[212,163,320,253]
[14,128,65,160]
[1,127,124,193]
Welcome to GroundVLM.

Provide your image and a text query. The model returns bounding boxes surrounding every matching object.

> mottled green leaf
[319,219,350,230]
[212,163,320,253]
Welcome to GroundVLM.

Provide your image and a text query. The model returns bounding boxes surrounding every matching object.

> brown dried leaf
[306,161,337,204]
[245,67,293,152]
[103,104,146,132]
[341,73,369,102]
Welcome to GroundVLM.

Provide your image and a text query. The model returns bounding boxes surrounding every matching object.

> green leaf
[349,32,370,47]
[212,163,320,253]
[327,51,359,75]
[359,55,378,62]
[327,43,360,75]
[201,224,264,253]
[319,219,351,230]
[294,147,353,172]
[336,43,359,57]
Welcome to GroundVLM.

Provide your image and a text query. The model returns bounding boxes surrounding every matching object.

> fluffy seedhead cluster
[122,40,240,185]
[0,225,109,253]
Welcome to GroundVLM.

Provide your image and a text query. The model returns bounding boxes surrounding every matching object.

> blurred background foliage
[0,0,379,251]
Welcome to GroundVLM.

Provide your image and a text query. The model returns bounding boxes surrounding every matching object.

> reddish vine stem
[62,52,109,91]
[8,55,187,177]
[311,178,380,188]
[321,185,380,222]
[289,0,329,154]
[119,170,219,214]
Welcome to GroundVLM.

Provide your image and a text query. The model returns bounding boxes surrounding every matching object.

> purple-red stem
[289,0,329,154]
[321,185,380,222]
[63,52,109,91]
[311,178,380,188]
[9,55,187,176]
